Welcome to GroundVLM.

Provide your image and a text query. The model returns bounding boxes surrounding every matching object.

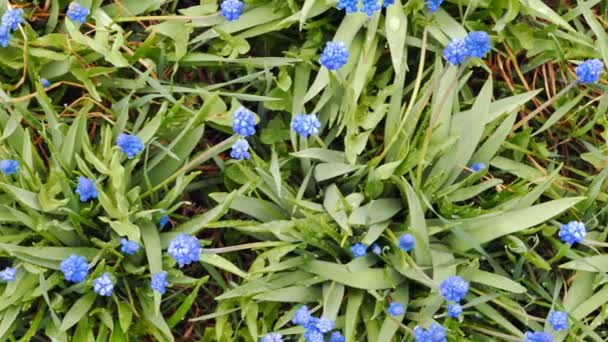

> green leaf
[301,260,404,290]
[200,254,248,279]
[464,269,527,293]
[348,198,402,226]
[560,255,608,272]
[385,0,407,74]
[60,292,97,331]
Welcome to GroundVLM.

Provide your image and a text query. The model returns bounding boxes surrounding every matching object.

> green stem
[202,241,285,254]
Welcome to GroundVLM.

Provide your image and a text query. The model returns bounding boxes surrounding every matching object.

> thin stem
[114,14,218,22]
[202,241,285,254]
[511,81,576,132]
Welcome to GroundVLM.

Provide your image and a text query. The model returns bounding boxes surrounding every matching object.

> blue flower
[336,0,357,13]
[443,39,468,65]
[558,221,586,245]
[371,243,382,255]
[524,332,553,342]
[312,317,335,333]
[0,25,10,47]
[159,215,170,229]
[575,59,604,84]
[320,41,349,70]
[360,0,381,16]
[168,234,201,267]
[383,0,395,7]
[116,133,144,159]
[398,233,415,252]
[66,2,89,24]
[303,327,324,342]
[548,311,568,331]
[291,114,321,138]
[261,333,283,342]
[151,271,169,294]
[447,303,462,318]
[350,243,367,258]
[220,0,243,21]
[426,0,444,12]
[75,176,98,202]
[439,276,469,302]
[469,162,485,172]
[60,254,88,283]
[414,323,447,342]
[292,305,312,325]
[93,272,114,296]
[2,8,24,31]
[232,107,256,137]
[230,138,251,160]
[465,31,491,58]
[120,238,140,255]
[41,78,51,88]
[387,302,405,316]
[0,267,16,282]
[0,159,19,175]
[329,332,345,342]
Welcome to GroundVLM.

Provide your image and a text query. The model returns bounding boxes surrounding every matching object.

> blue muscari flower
[93,272,114,296]
[230,138,251,160]
[329,332,345,342]
[383,0,395,7]
[320,41,349,71]
[151,271,169,294]
[0,159,19,175]
[60,254,88,283]
[548,311,568,331]
[350,243,367,258]
[387,302,405,316]
[0,25,10,47]
[524,331,553,342]
[232,107,256,137]
[439,276,469,302]
[220,0,243,22]
[291,114,321,138]
[426,0,444,12]
[66,2,89,24]
[465,31,491,58]
[336,0,357,13]
[116,133,144,159]
[41,78,51,88]
[360,0,381,16]
[447,303,462,318]
[0,267,16,282]
[261,333,283,342]
[559,221,586,245]
[398,233,415,252]
[443,39,468,65]
[2,8,24,31]
[292,305,312,325]
[75,176,98,202]
[303,327,324,342]
[120,238,140,255]
[312,317,335,333]
[470,162,485,172]
[159,215,170,229]
[576,59,604,84]
[371,243,382,255]
[414,323,447,342]
[168,234,201,267]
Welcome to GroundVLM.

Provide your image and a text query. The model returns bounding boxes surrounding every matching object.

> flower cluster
[447,304,462,318]
[220,0,244,22]
[360,0,381,16]
[548,311,568,331]
[558,221,586,245]
[426,0,445,12]
[168,234,201,267]
[93,273,114,296]
[414,323,446,342]
[439,276,469,319]
[387,302,405,316]
[261,333,283,342]
[151,271,169,294]
[0,267,16,282]
[60,254,89,283]
[291,114,321,138]
[120,238,140,255]
[371,243,382,255]
[524,331,553,342]
[398,233,415,252]
[159,215,170,229]
[0,7,23,48]
[0,159,19,175]
[575,58,604,84]
[291,305,345,342]
[75,176,98,202]
[469,162,485,172]
[320,41,349,71]
[230,107,256,160]
[116,133,144,159]
[443,31,491,65]
[41,78,51,88]
[66,2,90,24]
[350,243,367,258]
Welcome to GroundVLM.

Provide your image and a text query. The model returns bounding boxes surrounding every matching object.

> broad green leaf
[60,292,96,331]
[302,260,404,290]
